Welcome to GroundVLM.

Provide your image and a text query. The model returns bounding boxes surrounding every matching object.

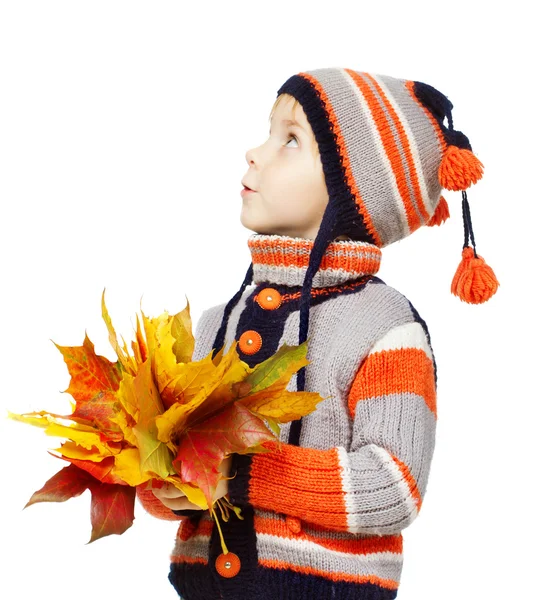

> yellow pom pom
[451,246,500,304]
[427,195,450,227]
[438,146,484,191]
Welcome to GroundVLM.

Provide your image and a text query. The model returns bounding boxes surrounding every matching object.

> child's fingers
[152,483,186,501]
[157,496,204,511]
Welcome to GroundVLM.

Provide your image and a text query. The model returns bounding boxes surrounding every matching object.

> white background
[1,1,531,598]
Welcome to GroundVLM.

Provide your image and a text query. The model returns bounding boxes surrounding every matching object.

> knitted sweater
[137,233,437,600]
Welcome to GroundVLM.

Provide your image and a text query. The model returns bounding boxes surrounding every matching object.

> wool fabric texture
[137,234,437,599]
[136,67,498,599]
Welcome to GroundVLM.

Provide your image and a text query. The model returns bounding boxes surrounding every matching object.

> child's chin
[240,213,261,233]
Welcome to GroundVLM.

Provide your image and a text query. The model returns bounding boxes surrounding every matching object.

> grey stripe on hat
[375,73,443,220]
[307,67,410,246]
[359,72,427,229]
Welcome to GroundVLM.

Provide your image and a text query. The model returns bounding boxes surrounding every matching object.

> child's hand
[152,455,232,510]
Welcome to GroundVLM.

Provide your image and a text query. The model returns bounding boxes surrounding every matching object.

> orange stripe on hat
[347,347,437,419]
[258,558,400,589]
[299,71,383,246]
[366,73,431,224]
[346,70,425,233]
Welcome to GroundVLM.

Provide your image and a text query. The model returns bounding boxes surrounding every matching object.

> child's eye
[285,134,299,148]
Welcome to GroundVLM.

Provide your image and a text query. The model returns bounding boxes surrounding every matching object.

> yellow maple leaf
[239,389,327,423]
[9,291,326,549]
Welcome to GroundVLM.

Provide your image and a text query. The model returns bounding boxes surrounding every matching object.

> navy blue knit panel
[168,562,398,599]
[210,504,260,599]
[412,80,472,151]
[169,510,260,600]
[227,450,252,508]
[169,561,220,599]
[171,507,204,518]
[255,566,399,599]
[277,74,376,245]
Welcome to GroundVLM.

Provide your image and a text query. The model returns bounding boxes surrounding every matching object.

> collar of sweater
[247,233,382,288]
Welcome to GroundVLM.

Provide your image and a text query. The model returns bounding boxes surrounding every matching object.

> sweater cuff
[136,487,181,521]
[227,452,253,507]
[233,440,349,529]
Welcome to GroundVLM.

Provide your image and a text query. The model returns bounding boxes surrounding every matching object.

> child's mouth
[241,186,256,197]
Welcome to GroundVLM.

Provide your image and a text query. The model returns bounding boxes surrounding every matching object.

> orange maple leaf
[8,290,326,548]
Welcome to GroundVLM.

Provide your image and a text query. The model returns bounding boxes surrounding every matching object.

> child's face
[240,95,329,240]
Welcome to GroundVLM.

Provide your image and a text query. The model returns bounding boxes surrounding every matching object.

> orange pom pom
[427,195,450,226]
[451,246,500,304]
[438,146,484,191]
[451,246,473,292]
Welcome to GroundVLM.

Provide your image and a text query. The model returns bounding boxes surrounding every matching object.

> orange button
[238,330,262,355]
[215,551,241,578]
[256,287,282,310]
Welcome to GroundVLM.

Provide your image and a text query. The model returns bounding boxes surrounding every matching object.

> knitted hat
[212,67,500,448]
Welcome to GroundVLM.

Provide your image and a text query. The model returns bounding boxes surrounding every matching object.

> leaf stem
[218,497,230,522]
[222,495,244,520]
[210,501,228,555]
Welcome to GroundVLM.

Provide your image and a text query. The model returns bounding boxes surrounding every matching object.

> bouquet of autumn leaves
[8,291,324,548]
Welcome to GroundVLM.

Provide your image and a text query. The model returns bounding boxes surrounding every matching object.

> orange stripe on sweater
[248,441,348,532]
[348,347,437,419]
[254,513,403,555]
[365,73,430,224]
[258,558,399,590]
[391,455,423,510]
[177,516,215,541]
[170,554,208,566]
[299,71,383,246]
[346,70,423,234]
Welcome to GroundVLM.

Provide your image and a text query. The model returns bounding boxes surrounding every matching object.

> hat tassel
[451,191,499,304]
[438,145,484,191]
[427,195,450,226]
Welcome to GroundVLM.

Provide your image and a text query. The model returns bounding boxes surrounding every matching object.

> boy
[137,67,498,599]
